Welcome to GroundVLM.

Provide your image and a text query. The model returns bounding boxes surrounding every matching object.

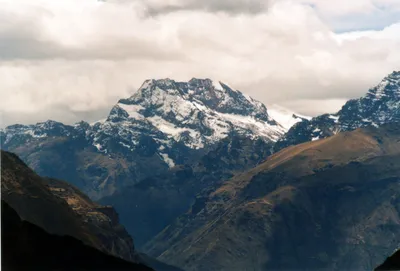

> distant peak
[366,71,400,99]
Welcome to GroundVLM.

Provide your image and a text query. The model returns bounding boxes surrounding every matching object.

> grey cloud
[144,0,270,16]
[106,0,271,16]
[0,11,185,61]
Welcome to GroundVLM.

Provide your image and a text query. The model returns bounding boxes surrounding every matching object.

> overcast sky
[1,0,400,127]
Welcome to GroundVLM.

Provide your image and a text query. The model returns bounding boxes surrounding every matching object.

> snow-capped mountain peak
[275,71,400,151]
[368,71,400,99]
[89,78,293,167]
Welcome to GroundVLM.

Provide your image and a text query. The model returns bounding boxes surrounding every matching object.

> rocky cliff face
[44,178,138,262]
[275,71,400,151]
[145,124,400,271]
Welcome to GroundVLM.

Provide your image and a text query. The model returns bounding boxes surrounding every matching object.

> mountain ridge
[275,70,400,151]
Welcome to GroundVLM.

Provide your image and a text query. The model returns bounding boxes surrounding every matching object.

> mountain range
[1,78,307,248]
[1,78,299,200]
[2,71,400,270]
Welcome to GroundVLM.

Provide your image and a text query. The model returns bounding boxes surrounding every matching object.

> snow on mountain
[267,104,311,130]
[2,78,292,168]
[90,78,290,166]
[275,71,400,151]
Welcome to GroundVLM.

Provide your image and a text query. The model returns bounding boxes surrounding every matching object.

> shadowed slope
[1,200,153,271]
[1,150,136,261]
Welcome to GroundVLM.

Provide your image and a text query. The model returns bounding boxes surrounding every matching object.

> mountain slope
[145,124,400,271]
[275,71,400,151]
[100,135,273,248]
[1,200,153,271]
[1,150,138,262]
[1,150,145,262]
[1,78,289,199]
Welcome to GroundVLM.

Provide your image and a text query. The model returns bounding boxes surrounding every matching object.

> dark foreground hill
[375,249,400,270]
[2,200,152,271]
[0,150,181,271]
[145,124,400,271]
[1,150,137,261]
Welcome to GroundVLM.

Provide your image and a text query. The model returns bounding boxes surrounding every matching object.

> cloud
[0,0,399,127]
[109,0,272,15]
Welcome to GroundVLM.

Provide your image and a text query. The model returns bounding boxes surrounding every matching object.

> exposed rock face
[1,78,290,199]
[275,71,400,152]
[1,200,153,271]
[44,178,137,261]
[145,124,400,271]
[1,150,137,262]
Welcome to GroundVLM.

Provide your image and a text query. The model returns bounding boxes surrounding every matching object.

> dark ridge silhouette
[375,250,400,270]
[1,200,153,271]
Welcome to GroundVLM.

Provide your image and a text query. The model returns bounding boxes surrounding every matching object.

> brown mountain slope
[1,150,137,262]
[145,124,400,271]
[1,200,153,271]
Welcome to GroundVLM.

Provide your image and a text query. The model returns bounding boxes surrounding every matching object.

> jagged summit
[94,78,287,166]
[275,71,400,151]
[120,78,274,122]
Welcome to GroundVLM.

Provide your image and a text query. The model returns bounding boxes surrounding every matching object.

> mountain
[1,150,139,262]
[0,78,297,250]
[275,71,400,151]
[375,249,400,270]
[100,78,285,153]
[1,78,289,199]
[144,124,400,271]
[1,200,153,271]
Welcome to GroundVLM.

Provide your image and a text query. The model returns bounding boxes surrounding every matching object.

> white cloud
[0,0,399,127]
